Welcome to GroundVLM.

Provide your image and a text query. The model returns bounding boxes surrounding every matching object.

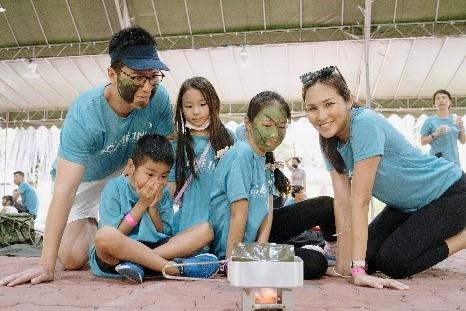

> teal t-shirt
[209,141,269,259]
[54,85,174,182]
[284,197,295,207]
[89,175,173,278]
[235,124,278,196]
[325,107,461,212]
[18,182,38,216]
[420,115,461,166]
[97,175,173,241]
[168,135,218,234]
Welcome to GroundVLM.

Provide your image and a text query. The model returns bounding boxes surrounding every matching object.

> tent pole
[3,112,8,195]
[363,0,376,221]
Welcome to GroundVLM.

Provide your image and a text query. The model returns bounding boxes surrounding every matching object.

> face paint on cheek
[251,105,288,151]
[116,74,139,104]
[149,86,157,101]
[251,124,277,152]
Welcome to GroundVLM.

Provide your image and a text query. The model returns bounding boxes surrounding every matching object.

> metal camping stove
[228,256,303,310]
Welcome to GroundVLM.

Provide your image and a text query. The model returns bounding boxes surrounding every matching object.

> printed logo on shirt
[101,130,149,155]
[250,183,268,199]
[195,158,216,173]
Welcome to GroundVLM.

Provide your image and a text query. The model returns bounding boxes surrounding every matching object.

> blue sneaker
[174,253,220,278]
[115,261,145,284]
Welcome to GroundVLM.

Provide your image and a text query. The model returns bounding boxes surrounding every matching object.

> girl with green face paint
[249,104,288,153]
[209,91,339,281]
[246,93,290,155]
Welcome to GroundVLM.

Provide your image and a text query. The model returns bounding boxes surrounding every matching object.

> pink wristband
[351,266,366,277]
[124,213,138,228]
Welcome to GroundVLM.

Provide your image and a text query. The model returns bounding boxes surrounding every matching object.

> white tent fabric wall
[1,126,60,226]
[1,114,465,227]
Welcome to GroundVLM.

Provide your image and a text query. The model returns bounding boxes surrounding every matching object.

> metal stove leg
[279,288,294,311]
[242,288,255,311]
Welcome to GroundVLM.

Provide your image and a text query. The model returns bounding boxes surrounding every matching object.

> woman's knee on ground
[295,248,328,279]
[375,248,412,279]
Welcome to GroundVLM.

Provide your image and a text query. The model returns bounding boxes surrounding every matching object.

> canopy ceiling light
[23,60,41,79]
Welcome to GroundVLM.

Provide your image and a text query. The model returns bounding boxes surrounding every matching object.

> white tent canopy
[1,36,466,113]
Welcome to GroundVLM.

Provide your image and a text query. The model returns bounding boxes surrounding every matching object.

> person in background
[0,26,174,287]
[265,152,290,210]
[1,195,18,214]
[284,185,307,206]
[285,157,307,192]
[420,89,466,167]
[12,171,38,218]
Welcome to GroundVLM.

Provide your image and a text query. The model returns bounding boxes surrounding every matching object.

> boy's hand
[149,179,165,208]
[136,178,158,208]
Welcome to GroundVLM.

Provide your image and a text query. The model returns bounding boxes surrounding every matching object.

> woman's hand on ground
[352,274,409,290]
[0,265,54,286]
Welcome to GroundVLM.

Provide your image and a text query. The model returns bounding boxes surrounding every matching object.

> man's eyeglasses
[119,69,165,87]
[299,66,347,86]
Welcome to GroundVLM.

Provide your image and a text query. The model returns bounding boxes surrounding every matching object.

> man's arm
[0,158,85,286]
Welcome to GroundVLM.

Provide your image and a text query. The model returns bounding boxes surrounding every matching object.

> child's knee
[197,222,214,240]
[95,226,120,251]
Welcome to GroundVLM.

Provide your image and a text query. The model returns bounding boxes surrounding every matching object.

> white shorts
[63,169,123,223]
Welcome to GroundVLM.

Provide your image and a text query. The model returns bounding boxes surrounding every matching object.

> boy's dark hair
[131,134,174,168]
[291,186,304,198]
[292,157,301,163]
[174,77,234,192]
[2,195,14,206]
[432,89,452,102]
[109,27,156,71]
[13,171,24,177]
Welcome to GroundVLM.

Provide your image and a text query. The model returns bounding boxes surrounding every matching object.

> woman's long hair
[302,72,353,174]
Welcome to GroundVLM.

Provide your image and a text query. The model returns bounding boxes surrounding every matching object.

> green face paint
[251,104,288,152]
[116,72,157,104]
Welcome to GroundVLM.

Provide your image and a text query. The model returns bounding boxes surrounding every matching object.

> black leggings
[269,196,336,279]
[367,174,466,279]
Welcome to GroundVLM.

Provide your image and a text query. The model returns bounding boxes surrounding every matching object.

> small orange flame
[254,288,277,304]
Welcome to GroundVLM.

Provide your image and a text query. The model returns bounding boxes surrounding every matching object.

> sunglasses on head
[299,66,347,86]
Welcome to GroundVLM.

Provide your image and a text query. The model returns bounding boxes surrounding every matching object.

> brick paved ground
[0,251,465,311]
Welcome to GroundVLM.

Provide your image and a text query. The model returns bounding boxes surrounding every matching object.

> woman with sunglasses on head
[301,66,466,289]
[420,89,466,167]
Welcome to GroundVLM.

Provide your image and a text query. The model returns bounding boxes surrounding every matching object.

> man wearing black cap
[0,27,174,286]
